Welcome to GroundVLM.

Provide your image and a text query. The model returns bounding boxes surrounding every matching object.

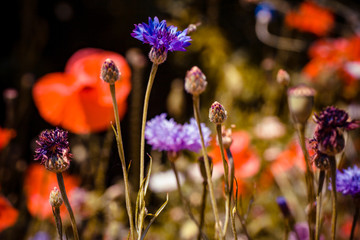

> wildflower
[276,69,290,86]
[184,66,207,96]
[209,101,227,125]
[34,128,71,173]
[0,195,18,232]
[131,17,191,64]
[29,231,51,240]
[255,2,275,23]
[334,165,360,197]
[0,127,16,150]
[100,58,120,84]
[313,106,359,155]
[145,114,211,153]
[24,164,79,220]
[33,48,131,134]
[49,187,63,208]
[285,1,334,36]
[276,197,292,219]
[210,131,260,179]
[287,84,316,125]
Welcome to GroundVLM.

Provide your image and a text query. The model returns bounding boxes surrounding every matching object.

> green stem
[329,156,337,240]
[193,96,223,239]
[56,173,79,240]
[350,204,359,240]
[315,170,325,240]
[296,123,315,240]
[231,207,238,240]
[52,207,63,240]
[109,84,135,240]
[198,181,208,240]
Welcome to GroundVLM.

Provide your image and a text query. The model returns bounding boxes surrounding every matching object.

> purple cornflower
[34,128,71,173]
[145,114,211,153]
[131,17,191,63]
[334,165,360,197]
[182,118,211,152]
[312,106,359,155]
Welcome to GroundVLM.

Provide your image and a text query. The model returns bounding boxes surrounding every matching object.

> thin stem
[170,160,208,240]
[192,95,223,239]
[216,125,230,237]
[236,204,252,240]
[231,207,238,240]
[137,63,158,237]
[52,207,63,240]
[296,123,315,240]
[198,181,208,240]
[315,170,325,240]
[56,173,79,240]
[350,204,359,240]
[329,156,337,240]
[109,84,135,240]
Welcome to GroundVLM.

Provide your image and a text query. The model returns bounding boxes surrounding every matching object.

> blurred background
[2,0,360,239]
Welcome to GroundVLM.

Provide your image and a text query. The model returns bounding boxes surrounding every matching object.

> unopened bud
[184,66,207,96]
[287,85,316,125]
[149,47,167,65]
[209,101,227,125]
[49,187,63,208]
[221,125,235,149]
[276,69,290,86]
[100,58,120,84]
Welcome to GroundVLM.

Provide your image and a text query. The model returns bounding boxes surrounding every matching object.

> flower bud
[314,152,331,170]
[184,66,207,96]
[49,187,63,208]
[45,149,71,173]
[100,58,120,84]
[149,47,167,65]
[220,125,234,149]
[209,101,227,125]
[276,69,290,86]
[318,131,345,156]
[287,84,316,125]
[276,197,291,219]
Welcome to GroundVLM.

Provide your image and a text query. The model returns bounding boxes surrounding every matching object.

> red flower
[33,48,131,134]
[24,164,79,220]
[210,130,260,180]
[0,127,15,151]
[285,1,334,36]
[303,35,360,84]
[0,195,18,232]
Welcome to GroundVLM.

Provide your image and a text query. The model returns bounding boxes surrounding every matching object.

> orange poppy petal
[0,127,16,150]
[0,196,18,232]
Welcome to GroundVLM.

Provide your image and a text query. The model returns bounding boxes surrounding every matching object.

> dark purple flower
[334,165,360,197]
[312,106,359,155]
[131,17,191,53]
[276,197,291,218]
[34,128,71,172]
[145,114,211,153]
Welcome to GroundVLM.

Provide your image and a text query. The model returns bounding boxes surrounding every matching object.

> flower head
[131,17,191,52]
[145,114,211,153]
[209,101,227,125]
[49,187,63,208]
[334,165,360,197]
[33,48,131,134]
[34,128,71,173]
[313,106,359,155]
[100,58,120,84]
[184,66,207,96]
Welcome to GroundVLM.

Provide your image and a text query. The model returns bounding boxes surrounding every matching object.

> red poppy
[303,35,360,84]
[285,1,334,36]
[0,195,18,232]
[33,48,131,134]
[24,164,79,220]
[270,141,307,175]
[209,130,260,180]
[0,127,15,151]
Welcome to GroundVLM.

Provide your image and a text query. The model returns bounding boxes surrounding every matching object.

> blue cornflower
[182,118,211,152]
[34,128,71,172]
[334,165,360,197]
[145,114,211,153]
[131,17,191,63]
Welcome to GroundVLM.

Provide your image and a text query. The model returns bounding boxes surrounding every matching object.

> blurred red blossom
[0,127,16,151]
[210,130,260,181]
[24,164,79,220]
[33,48,131,134]
[285,1,334,36]
[303,35,360,85]
[0,195,18,232]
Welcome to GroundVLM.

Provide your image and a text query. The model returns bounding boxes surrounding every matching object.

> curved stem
[350,204,359,240]
[110,84,135,239]
[329,156,337,240]
[315,170,325,240]
[296,123,315,240]
[56,173,79,240]
[193,96,223,239]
